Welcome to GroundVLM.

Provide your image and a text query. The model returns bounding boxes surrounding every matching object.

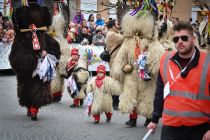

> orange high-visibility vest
[160,51,210,126]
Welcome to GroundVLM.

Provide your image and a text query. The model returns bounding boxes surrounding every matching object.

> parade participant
[104,19,124,70]
[156,0,175,52]
[9,4,61,121]
[147,21,210,140]
[50,11,71,102]
[86,65,121,124]
[103,19,124,110]
[67,48,89,107]
[156,14,175,52]
[111,4,165,127]
[199,17,208,49]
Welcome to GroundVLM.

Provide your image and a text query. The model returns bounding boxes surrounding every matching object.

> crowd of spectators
[0,12,15,44]
[66,11,112,46]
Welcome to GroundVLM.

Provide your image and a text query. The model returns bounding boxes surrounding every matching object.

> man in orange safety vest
[148,21,210,140]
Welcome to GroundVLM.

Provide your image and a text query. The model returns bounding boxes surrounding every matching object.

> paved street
[0,73,161,140]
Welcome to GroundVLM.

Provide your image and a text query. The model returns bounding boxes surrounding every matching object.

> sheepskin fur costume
[50,12,71,101]
[157,19,175,51]
[111,12,165,118]
[86,76,121,115]
[68,55,89,100]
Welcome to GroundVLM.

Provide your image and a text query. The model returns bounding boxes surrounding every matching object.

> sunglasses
[172,35,190,43]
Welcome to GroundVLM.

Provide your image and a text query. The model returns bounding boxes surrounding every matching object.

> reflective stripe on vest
[163,109,210,118]
[168,90,210,100]
[163,53,171,84]
[199,55,210,95]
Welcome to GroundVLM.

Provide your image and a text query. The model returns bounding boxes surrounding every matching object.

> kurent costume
[157,19,175,51]
[199,18,208,48]
[111,9,165,127]
[50,12,71,102]
[156,1,175,52]
[9,4,61,121]
[86,65,121,124]
[67,48,89,107]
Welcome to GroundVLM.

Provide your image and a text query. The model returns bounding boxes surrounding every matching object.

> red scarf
[95,75,105,88]
[67,59,77,72]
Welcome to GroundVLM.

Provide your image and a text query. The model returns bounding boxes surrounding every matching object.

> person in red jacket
[147,21,210,140]
[66,48,79,76]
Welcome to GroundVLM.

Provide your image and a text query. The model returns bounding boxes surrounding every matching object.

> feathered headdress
[129,0,158,18]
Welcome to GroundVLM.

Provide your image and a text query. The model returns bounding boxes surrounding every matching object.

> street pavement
[0,73,161,140]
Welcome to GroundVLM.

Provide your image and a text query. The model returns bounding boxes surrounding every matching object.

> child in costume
[67,48,89,107]
[86,65,121,124]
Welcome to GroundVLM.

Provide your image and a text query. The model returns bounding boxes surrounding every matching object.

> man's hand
[147,122,158,133]
[203,130,210,140]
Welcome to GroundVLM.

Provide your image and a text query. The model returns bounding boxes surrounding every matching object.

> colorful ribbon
[86,49,93,65]
[130,0,158,16]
